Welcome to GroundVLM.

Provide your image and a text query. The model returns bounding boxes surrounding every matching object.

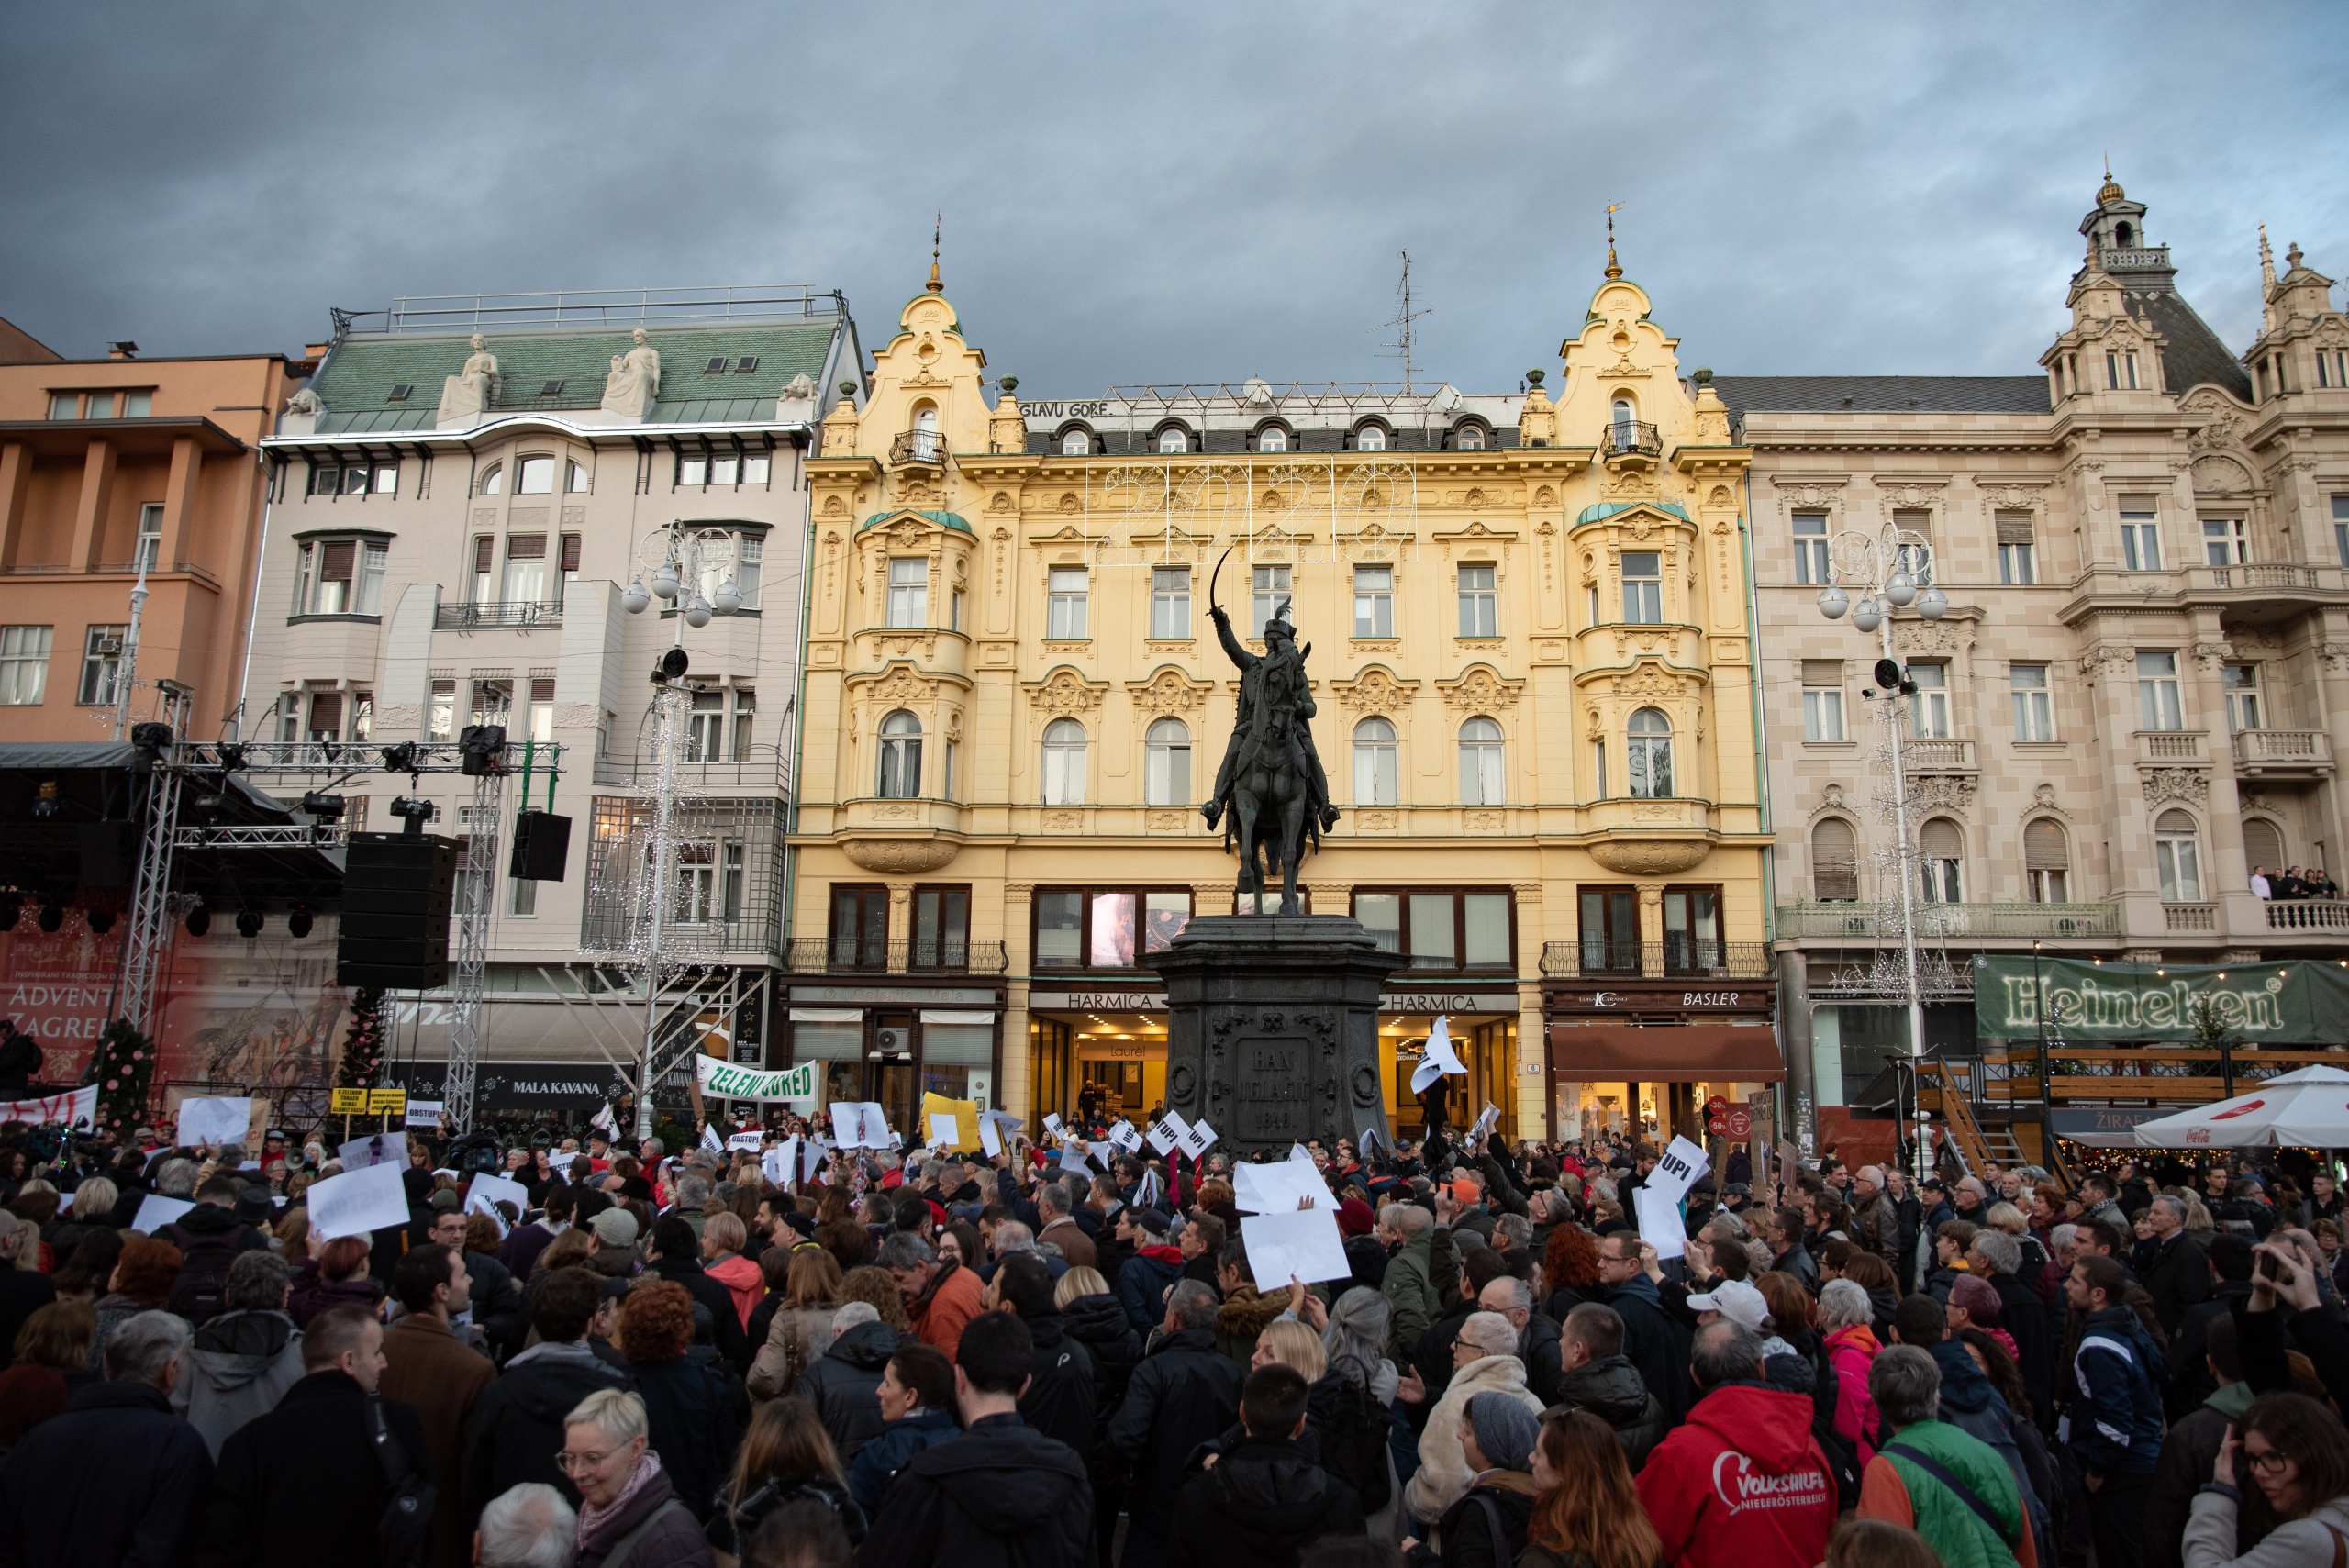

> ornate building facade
[788,259,1778,1140]
[1743,176,2349,1154]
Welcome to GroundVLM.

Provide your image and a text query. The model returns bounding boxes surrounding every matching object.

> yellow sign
[330,1088,369,1115]
[367,1088,408,1115]
[919,1091,981,1154]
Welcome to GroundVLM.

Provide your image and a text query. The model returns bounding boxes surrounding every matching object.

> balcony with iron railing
[2233,728,2334,777]
[889,429,946,467]
[1540,940,1774,979]
[1601,420,1662,460]
[1775,901,2120,940]
[591,743,791,794]
[435,600,564,630]
[782,937,1008,974]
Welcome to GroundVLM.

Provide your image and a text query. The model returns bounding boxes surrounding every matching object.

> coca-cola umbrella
[2131,1064,2349,1147]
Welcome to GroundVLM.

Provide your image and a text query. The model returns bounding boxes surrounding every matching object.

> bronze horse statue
[1203,551,1335,916]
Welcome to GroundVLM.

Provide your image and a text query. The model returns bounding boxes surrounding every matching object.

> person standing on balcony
[2251,866,2274,899]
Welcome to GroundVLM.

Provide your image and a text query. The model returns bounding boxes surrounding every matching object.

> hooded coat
[173,1307,306,1459]
[1213,1284,1291,1364]
[703,1251,763,1334]
[1550,1353,1667,1473]
[1061,1291,1143,1415]
[1115,1246,1186,1338]
[1823,1323,1882,1462]
[1168,1435,1365,1568]
[461,1340,636,1520]
[1017,1312,1097,1459]
[798,1318,903,1461]
[853,1412,1091,1568]
[1632,1382,1837,1568]
[1401,1354,1543,1528]
[1107,1326,1245,1541]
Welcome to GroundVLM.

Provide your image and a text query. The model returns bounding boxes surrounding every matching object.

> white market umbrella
[2131,1065,2349,1148]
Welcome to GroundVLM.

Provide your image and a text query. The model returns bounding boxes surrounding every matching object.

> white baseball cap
[1687,1277,1770,1334]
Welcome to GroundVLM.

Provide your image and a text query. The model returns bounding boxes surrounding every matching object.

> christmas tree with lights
[82,1018,156,1138]
[337,988,386,1089]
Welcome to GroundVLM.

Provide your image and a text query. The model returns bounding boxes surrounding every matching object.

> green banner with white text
[696,1057,818,1102]
[1972,955,2349,1044]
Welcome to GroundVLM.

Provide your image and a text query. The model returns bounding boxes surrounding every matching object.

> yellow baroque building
[785,259,1779,1145]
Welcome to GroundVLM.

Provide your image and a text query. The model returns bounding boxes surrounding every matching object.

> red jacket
[1633,1382,1837,1568]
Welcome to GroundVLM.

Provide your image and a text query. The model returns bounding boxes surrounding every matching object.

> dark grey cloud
[4,2,2343,393]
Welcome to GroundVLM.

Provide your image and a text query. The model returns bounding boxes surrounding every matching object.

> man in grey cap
[589,1207,639,1252]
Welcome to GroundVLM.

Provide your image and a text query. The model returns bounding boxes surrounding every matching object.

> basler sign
[1973,956,2349,1043]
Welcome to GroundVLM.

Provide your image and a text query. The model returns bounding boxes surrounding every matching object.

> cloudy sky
[5,3,2343,395]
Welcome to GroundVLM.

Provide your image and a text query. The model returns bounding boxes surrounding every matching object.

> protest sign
[1634,1185,1690,1261]
[1241,1207,1353,1287]
[1108,1120,1144,1154]
[1178,1118,1219,1159]
[1146,1111,1189,1157]
[464,1173,529,1236]
[338,1133,404,1171]
[175,1095,252,1148]
[919,1093,980,1154]
[727,1130,764,1151]
[696,1058,818,1103]
[404,1101,445,1129]
[130,1194,194,1234]
[308,1162,411,1240]
[0,1085,96,1129]
[830,1102,893,1150]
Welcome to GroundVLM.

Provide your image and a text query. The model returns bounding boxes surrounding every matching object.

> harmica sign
[1973,956,2349,1043]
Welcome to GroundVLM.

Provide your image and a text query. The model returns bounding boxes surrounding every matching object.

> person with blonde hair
[747,1248,842,1401]
[561,1387,711,1568]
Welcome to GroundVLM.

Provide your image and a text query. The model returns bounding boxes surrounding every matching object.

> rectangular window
[306,690,343,743]
[1892,508,1933,582]
[273,692,300,744]
[1047,567,1088,639]
[1996,511,2036,584]
[529,677,556,744]
[0,626,51,705]
[685,690,724,762]
[1620,552,1662,624]
[504,534,547,604]
[1034,890,1083,967]
[2334,496,2349,568]
[711,456,739,487]
[352,691,373,742]
[314,540,357,614]
[2203,517,2250,566]
[1462,892,1510,967]
[136,502,163,572]
[77,625,125,706]
[1353,566,1394,637]
[677,455,707,488]
[1800,660,1845,741]
[721,842,746,922]
[1457,564,1497,636]
[1090,892,1136,968]
[1355,892,1400,954]
[471,677,512,728]
[913,886,970,968]
[1662,887,1721,973]
[1908,662,1950,738]
[509,874,537,917]
[1349,889,1510,970]
[2158,835,2203,904]
[429,679,455,741]
[125,391,150,418]
[1151,567,1191,639]
[951,591,964,633]
[1142,890,1192,953]
[1577,888,1639,973]
[84,392,115,419]
[1032,887,1191,968]
[2224,663,2265,732]
[742,453,771,485]
[1792,512,1831,584]
[47,393,75,420]
[1253,564,1294,637]
[735,535,762,610]
[2120,498,2161,571]
[2137,651,2184,731]
[829,885,888,967]
[730,689,755,761]
[2010,664,2054,740]
[560,533,582,585]
[1408,893,1456,969]
[473,537,494,603]
[886,558,929,628]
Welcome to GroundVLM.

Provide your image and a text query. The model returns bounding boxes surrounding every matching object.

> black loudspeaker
[337,831,459,989]
[507,810,572,882]
[79,822,137,887]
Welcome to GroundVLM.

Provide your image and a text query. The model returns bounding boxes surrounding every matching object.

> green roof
[858,509,974,535]
[1575,500,1691,526]
[309,322,837,433]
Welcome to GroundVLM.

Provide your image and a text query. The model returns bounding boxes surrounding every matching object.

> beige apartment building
[787,261,1780,1142]
[239,289,862,1122]
[1741,176,2349,1155]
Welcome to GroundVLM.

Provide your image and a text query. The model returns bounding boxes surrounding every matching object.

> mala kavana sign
[1973,956,2349,1043]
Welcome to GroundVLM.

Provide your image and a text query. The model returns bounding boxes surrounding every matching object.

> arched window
[1813,818,1858,901]
[1459,717,1504,805]
[1257,426,1288,453]
[1355,424,1386,451]
[911,403,940,461]
[876,711,922,798]
[1156,426,1188,454]
[2024,817,2071,902]
[1042,717,1088,806]
[2244,818,2285,884]
[2155,809,2203,902]
[1920,817,1963,903]
[1061,427,1092,457]
[477,463,503,497]
[1611,396,1636,438]
[1353,717,1397,806]
[1455,424,1486,451]
[1626,708,1673,798]
[1144,717,1190,806]
[2116,220,2135,248]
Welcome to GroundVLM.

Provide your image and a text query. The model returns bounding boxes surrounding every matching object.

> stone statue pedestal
[1145,914,1401,1156]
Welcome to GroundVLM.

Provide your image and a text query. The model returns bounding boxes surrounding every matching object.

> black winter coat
[0,1380,213,1568]
[461,1341,636,1521]
[1167,1436,1364,1568]
[461,1249,523,1362]
[632,1349,739,1520]
[2139,1230,2211,1339]
[1516,1313,1565,1406]
[1018,1312,1097,1459]
[1061,1292,1143,1413]
[799,1318,902,1460]
[1408,1475,1537,1568]
[1106,1327,1244,1536]
[0,1270,54,1372]
[199,1371,429,1568]
[854,1413,1091,1568]
[1987,1266,2059,1433]
[644,1253,751,1370]
[1551,1353,1667,1472]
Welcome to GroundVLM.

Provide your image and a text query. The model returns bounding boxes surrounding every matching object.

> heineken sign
[696,1057,818,1102]
[1973,956,2349,1043]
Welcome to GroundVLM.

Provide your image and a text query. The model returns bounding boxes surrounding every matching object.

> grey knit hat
[1465,1392,1541,1473]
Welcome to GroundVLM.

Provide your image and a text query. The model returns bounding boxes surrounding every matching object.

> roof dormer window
[1155,424,1190,454]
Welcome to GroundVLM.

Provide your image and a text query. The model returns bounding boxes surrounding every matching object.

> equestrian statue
[1201,551,1338,916]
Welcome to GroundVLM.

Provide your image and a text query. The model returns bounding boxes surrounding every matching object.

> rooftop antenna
[1378,251,1432,395]
[1604,196,1625,280]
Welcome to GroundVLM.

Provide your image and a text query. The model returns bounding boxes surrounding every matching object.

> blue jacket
[847,1407,962,1519]
[2065,1305,2166,1478]
[1932,1339,2054,1562]
[1117,1250,1185,1338]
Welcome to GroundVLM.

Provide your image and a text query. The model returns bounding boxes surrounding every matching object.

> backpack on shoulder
[1318,1376,1394,1514]
[163,1224,248,1326]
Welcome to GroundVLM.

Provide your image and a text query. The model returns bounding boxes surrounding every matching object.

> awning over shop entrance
[1548,1023,1786,1082]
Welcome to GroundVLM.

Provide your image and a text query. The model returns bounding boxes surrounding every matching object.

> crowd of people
[2249,864,2340,901]
[2,1106,2348,1568]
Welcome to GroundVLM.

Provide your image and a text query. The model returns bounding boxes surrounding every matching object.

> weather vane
[926,212,943,293]
[1604,196,1625,280]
